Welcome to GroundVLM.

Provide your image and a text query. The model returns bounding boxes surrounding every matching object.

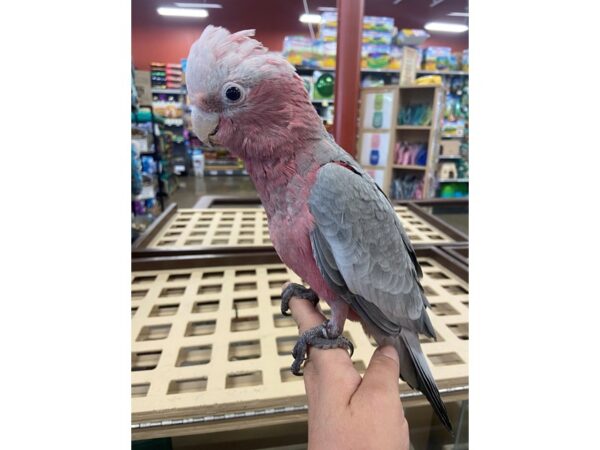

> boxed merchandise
[314,40,337,69]
[423,47,452,71]
[321,11,338,29]
[282,35,318,67]
[362,44,391,69]
[363,16,394,33]
[462,49,469,71]
[362,29,393,45]
[440,139,462,156]
[395,29,430,46]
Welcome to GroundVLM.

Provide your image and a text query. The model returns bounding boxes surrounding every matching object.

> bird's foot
[281,283,319,317]
[290,320,354,376]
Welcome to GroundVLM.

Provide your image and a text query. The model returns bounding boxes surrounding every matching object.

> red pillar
[333,0,364,156]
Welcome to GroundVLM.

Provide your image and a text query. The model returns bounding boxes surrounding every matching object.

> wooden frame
[131,202,466,259]
[131,247,468,440]
[194,195,469,209]
[440,244,469,266]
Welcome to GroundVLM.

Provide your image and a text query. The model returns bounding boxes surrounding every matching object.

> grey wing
[308,162,435,338]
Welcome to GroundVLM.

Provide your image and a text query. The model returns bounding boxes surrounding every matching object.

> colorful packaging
[462,49,469,71]
[395,29,430,46]
[282,36,317,67]
[363,16,394,33]
[361,44,392,69]
[362,29,393,45]
[423,47,452,71]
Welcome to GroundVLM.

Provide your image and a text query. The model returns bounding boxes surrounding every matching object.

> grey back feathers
[307,159,451,431]
[308,162,434,338]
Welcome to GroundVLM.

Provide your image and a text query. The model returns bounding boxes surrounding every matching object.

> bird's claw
[290,321,355,376]
[281,283,319,316]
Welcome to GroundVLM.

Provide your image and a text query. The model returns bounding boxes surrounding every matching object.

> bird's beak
[191,107,220,148]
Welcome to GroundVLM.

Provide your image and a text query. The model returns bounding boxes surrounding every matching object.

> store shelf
[312,99,334,104]
[438,155,463,160]
[439,178,469,183]
[295,66,400,74]
[152,88,186,95]
[396,125,431,130]
[442,134,465,139]
[417,70,469,76]
[393,165,427,171]
[399,84,439,89]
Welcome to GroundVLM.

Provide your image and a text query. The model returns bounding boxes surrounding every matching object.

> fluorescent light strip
[317,6,337,11]
[448,12,469,17]
[424,22,468,33]
[157,7,208,17]
[173,2,222,8]
[299,13,321,24]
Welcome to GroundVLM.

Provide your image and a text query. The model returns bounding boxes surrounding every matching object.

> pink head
[186,26,323,159]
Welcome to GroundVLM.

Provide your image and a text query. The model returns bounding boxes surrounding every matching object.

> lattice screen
[132,257,468,421]
[146,207,454,250]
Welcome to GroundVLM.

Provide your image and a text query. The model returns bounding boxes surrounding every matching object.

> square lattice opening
[137,324,171,341]
[149,303,179,317]
[132,383,150,398]
[176,345,212,366]
[231,316,259,332]
[233,297,258,309]
[429,302,459,316]
[132,350,161,371]
[428,352,463,366]
[168,378,207,394]
[448,323,468,340]
[192,301,219,314]
[276,336,297,355]
[226,371,263,389]
[185,320,216,336]
[228,340,261,361]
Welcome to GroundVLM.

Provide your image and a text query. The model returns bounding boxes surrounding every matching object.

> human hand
[288,296,410,450]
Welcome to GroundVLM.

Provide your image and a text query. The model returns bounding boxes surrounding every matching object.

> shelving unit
[356,84,444,200]
[435,72,469,198]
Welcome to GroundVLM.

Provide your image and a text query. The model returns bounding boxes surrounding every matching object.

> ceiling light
[424,22,468,33]
[317,6,337,11]
[173,2,222,8]
[157,7,209,17]
[299,13,322,24]
[448,12,469,17]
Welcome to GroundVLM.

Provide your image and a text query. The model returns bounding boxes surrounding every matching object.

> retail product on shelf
[395,29,430,46]
[398,103,432,126]
[422,47,452,71]
[391,174,424,200]
[357,85,444,199]
[282,13,396,71]
[394,142,428,166]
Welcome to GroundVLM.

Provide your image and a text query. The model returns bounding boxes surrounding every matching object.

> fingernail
[379,345,399,363]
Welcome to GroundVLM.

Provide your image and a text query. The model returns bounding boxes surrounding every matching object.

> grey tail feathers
[396,329,453,432]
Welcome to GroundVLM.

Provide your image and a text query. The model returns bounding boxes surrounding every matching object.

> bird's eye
[225,86,241,101]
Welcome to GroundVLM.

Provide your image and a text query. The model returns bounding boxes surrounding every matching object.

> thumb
[359,345,400,396]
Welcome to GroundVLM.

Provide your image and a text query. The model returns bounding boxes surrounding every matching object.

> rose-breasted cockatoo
[186,26,452,431]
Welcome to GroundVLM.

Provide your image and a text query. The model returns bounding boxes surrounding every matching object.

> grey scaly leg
[290,320,354,376]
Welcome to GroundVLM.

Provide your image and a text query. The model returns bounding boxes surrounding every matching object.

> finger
[358,345,401,398]
[287,292,359,402]
[288,294,326,334]
[288,296,355,373]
